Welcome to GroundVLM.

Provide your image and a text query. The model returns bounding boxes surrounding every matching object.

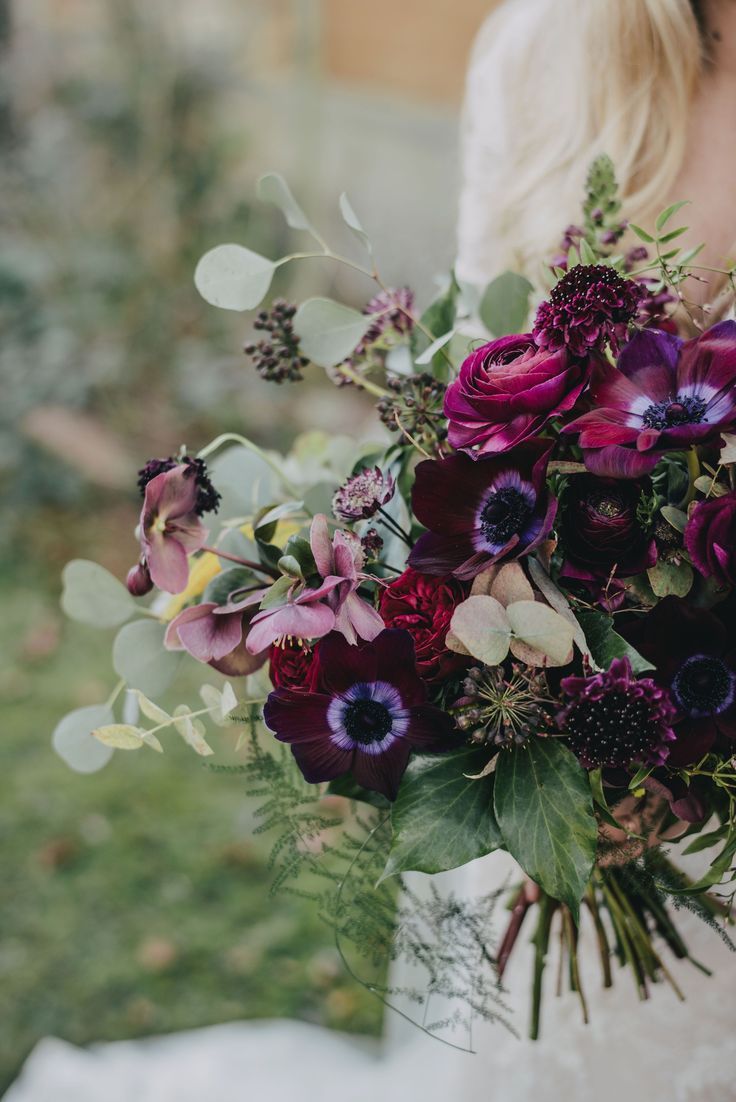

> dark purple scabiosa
[533,264,643,357]
[443,334,590,458]
[558,657,677,770]
[408,441,557,580]
[563,323,736,477]
[558,475,656,594]
[332,467,395,522]
[263,629,455,800]
[684,490,736,588]
[620,597,736,766]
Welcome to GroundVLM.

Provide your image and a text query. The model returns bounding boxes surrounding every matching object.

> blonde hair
[461,0,705,281]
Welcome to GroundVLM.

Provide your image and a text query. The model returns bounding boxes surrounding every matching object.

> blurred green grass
[0,564,381,1095]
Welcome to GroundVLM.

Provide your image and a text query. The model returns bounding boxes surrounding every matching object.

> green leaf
[338,192,372,253]
[647,559,693,598]
[258,172,321,242]
[52,704,115,774]
[92,723,147,750]
[506,600,575,666]
[203,566,256,606]
[658,225,688,244]
[194,244,275,311]
[629,224,655,244]
[446,595,511,665]
[327,775,389,809]
[494,739,597,920]
[670,829,736,894]
[660,505,687,533]
[294,297,373,368]
[479,271,533,337]
[382,747,502,879]
[578,238,597,265]
[61,559,136,628]
[656,200,689,231]
[576,608,654,674]
[112,620,182,697]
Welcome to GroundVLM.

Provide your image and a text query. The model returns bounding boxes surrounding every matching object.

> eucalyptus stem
[336,362,392,399]
[197,432,300,498]
[105,679,126,710]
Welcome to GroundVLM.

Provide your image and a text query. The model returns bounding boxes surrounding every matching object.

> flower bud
[126,561,153,597]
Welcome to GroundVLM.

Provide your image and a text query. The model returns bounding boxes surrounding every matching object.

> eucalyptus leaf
[112,620,182,697]
[382,747,503,879]
[61,560,135,628]
[647,560,693,598]
[480,271,533,337]
[258,172,321,241]
[52,704,115,774]
[660,505,688,533]
[294,298,373,369]
[719,433,736,465]
[338,192,372,252]
[576,609,654,674]
[194,244,275,311]
[494,739,597,919]
[92,723,146,750]
[447,595,511,665]
[506,601,575,666]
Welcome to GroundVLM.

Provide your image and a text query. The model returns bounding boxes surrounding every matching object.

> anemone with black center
[477,474,535,554]
[642,395,708,431]
[327,681,409,754]
[671,655,736,719]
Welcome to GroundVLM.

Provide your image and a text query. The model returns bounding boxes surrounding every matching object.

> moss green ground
[0,566,381,1095]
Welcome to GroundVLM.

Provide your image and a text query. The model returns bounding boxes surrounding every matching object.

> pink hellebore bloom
[139,466,208,594]
[165,591,269,677]
[244,515,384,654]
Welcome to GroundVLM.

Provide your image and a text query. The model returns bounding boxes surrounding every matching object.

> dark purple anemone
[263,629,455,800]
[620,597,736,766]
[563,322,736,477]
[408,441,556,580]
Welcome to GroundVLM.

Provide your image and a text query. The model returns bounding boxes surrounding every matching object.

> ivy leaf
[479,271,533,337]
[194,244,275,311]
[381,747,502,880]
[494,739,597,920]
[327,775,389,809]
[61,559,135,628]
[576,608,654,674]
[294,298,373,368]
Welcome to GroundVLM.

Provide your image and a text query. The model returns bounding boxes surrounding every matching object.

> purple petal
[351,738,412,801]
[246,601,336,653]
[582,445,660,478]
[144,531,190,593]
[168,603,244,662]
[333,592,384,644]
[309,514,334,578]
[617,327,682,380]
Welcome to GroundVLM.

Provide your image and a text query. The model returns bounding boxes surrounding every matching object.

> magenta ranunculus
[684,491,736,588]
[563,322,736,477]
[444,334,589,457]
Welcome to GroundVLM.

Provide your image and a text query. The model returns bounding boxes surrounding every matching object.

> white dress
[8,5,736,1099]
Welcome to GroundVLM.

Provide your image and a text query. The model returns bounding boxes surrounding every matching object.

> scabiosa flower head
[444,334,590,458]
[409,441,557,580]
[533,264,643,357]
[621,597,736,766]
[563,323,736,477]
[379,568,469,683]
[263,629,455,800]
[557,657,677,770]
[137,456,221,517]
[332,467,395,522]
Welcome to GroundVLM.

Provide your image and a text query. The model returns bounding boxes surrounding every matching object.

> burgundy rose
[684,491,736,588]
[378,568,469,682]
[269,641,319,691]
[559,475,656,588]
[444,334,589,457]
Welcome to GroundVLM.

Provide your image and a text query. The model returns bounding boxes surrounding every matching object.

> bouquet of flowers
[54,159,736,1042]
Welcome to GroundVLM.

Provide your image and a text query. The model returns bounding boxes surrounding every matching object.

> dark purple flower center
[343,699,392,744]
[565,690,661,768]
[641,395,708,431]
[327,681,409,753]
[479,487,534,550]
[671,654,736,718]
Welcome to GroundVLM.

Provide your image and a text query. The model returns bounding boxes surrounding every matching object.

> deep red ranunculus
[378,568,469,682]
[684,491,736,589]
[269,640,319,691]
[559,475,656,588]
[444,334,589,458]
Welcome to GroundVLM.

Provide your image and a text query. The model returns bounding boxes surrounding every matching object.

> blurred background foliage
[0,0,495,1091]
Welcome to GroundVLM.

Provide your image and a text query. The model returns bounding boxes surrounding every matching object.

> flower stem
[377,507,414,547]
[529,892,556,1040]
[336,361,392,399]
[197,432,300,498]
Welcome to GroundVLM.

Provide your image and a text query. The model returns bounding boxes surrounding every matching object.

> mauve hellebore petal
[140,467,208,593]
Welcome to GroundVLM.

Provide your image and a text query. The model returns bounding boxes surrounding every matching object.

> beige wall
[323,0,498,104]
